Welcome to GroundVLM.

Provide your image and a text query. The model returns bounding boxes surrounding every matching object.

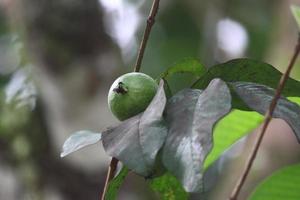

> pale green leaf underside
[60,130,102,157]
[163,79,231,192]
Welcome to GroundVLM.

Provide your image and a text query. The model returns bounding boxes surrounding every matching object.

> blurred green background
[0,0,300,199]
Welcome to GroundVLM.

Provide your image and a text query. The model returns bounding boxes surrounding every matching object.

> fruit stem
[101,0,160,199]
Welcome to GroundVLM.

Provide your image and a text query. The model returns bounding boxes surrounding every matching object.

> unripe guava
[108,72,158,121]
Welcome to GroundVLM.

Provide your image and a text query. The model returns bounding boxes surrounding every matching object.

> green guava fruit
[108,72,158,121]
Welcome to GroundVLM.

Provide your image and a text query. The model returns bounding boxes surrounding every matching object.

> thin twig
[101,157,118,200]
[100,1,160,199]
[229,34,300,200]
[134,0,161,72]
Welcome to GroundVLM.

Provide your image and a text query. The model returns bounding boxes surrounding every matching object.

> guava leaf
[159,58,206,79]
[204,109,263,169]
[162,78,173,99]
[196,134,250,197]
[60,130,102,157]
[291,5,300,29]
[203,97,300,194]
[103,115,147,174]
[139,80,168,168]
[204,98,299,170]
[102,80,167,176]
[192,59,300,104]
[162,78,231,192]
[231,82,300,142]
[105,166,129,200]
[149,173,189,200]
[249,163,300,200]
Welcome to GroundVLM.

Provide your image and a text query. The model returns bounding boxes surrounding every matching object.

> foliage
[162,79,231,192]
[149,173,188,200]
[249,164,300,200]
[105,166,129,200]
[192,59,300,110]
[61,57,300,199]
[59,4,300,199]
[60,130,102,157]
[158,58,206,80]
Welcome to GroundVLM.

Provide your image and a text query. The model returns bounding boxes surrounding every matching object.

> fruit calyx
[113,82,128,94]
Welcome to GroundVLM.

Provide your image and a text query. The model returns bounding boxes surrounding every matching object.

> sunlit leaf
[249,163,300,200]
[291,5,300,29]
[105,166,129,200]
[204,109,263,168]
[231,82,300,142]
[192,59,300,110]
[203,96,300,171]
[162,78,231,192]
[60,130,102,157]
[102,81,167,176]
[159,58,206,79]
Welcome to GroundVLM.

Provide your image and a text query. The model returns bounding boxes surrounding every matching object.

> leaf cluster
[61,57,300,199]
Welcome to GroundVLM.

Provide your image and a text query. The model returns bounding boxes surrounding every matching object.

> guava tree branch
[101,0,161,199]
[134,0,161,72]
[229,33,300,200]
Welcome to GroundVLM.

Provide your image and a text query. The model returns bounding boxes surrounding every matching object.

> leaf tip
[60,152,66,158]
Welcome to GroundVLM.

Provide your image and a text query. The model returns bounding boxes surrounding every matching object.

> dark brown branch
[134,0,161,72]
[100,1,161,199]
[100,157,119,200]
[229,34,300,200]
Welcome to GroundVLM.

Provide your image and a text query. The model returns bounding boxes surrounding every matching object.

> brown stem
[229,33,300,200]
[134,0,161,72]
[100,1,161,199]
[100,157,119,200]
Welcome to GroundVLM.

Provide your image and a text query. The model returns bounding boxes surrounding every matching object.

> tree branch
[100,1,161,199]
[134,0,161,72]
[229,33,300,200]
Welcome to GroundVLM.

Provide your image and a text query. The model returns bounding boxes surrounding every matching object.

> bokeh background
[0,0,300,199]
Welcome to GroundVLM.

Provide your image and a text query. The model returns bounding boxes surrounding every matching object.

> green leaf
[231,82,300,142]
[159,58,206,80]
[192,59,300,109]
[203,136,246,192]
[162,79,231,192]
[149,173,189,200]
[60,130,102,157]
[249,164,300,200]
[291,5,300,29]
[204,110,263,169]
[203,96,300,174]
[102,81,167,176]
[105,166,129,200]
